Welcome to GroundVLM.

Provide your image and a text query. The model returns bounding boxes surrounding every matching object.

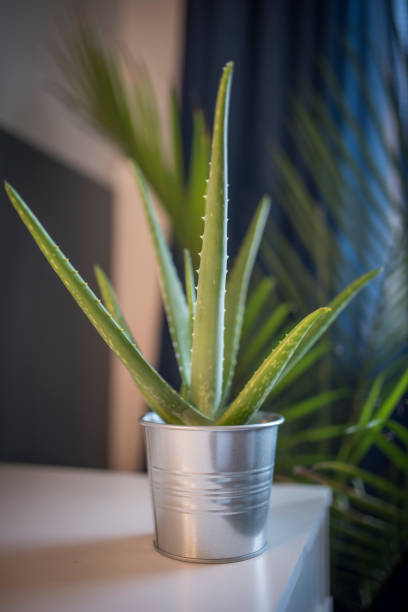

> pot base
[153,540,269,564]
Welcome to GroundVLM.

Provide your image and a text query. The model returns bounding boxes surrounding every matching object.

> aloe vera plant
[4,62,379,426]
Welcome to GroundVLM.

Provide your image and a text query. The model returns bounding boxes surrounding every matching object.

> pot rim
[139,410,284,431]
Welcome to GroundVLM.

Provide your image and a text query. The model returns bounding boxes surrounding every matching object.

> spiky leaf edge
[222,196,271,404]
[133,162,191,387]
[5,182,209,426]
[190,61,234,417]
[94,264,137,345]
[216,307,331,425]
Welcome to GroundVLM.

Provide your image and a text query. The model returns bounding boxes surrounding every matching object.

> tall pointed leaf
[216,307,330,425]
[133,163,191,386]
[285,268,381,373]
[5,182,209,426]
[267,342,331,400]
[94,265,137,345]
[186,109,211,263]
[183,249,196,341]
[222,196,270,402]
[190,62,234,417]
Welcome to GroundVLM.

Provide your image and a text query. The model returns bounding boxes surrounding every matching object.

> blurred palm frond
[287,365,408,610]
[56,24,210,263]
[262,22,408,610]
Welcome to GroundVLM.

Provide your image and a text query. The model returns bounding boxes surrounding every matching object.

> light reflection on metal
[141,411,284,563]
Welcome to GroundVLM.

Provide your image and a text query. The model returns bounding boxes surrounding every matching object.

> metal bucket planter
[140,411,284,563]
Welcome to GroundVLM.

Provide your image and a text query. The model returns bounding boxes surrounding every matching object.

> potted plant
[5,62,379,562]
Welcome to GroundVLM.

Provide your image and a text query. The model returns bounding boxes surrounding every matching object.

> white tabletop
[0,463,331,612]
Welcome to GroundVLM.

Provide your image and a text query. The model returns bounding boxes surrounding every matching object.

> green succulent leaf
[222,196,271,402]
[4,182,209,426]
[267,341,331,400]
[190,61,234,417]
[284,268,382,374]
[133,163,191,387]
[183,249,196,342]
[186,110,211,263]
[216,307,331,425]
[94,265,136,345]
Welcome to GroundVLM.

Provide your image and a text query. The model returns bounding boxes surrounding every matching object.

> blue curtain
[181,0,334,253]
[160,0,407,388]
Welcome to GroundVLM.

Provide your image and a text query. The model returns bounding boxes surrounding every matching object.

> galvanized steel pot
[140,411,284,563]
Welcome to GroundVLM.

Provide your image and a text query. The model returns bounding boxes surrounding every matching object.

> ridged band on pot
[140,411,284,563]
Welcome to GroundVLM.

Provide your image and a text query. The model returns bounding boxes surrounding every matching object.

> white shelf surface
[0,463,332,612]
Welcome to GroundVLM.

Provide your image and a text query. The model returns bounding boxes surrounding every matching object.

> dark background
[0,128,112,468]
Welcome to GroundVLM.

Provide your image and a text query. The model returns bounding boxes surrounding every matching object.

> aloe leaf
[222,196,270,402]
[5,182,210,426]
[286,268,382,373]
[267,341,331,399]
[186,110,211,264]
[216,307,330,425]
[133,163,191,387]
[183,249,196,341]
[190,62,234,417]
[94,265,136,345]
